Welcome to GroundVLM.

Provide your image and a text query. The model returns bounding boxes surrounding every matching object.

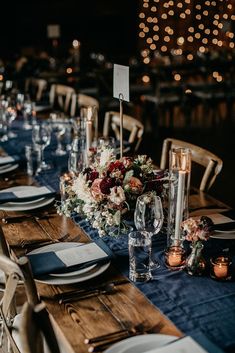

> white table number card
[113,64,130,102]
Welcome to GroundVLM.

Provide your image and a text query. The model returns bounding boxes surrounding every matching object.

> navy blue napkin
[0,186,56,204]
[28,242,113,277]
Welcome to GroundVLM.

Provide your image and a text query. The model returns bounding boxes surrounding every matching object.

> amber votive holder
[210,256,232,281]
[165,246,186,270]
[59,172,74,202]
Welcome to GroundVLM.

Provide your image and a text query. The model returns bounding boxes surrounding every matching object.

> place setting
[0,185,56,211]
[27,240,113,286]
[0,154,20,174]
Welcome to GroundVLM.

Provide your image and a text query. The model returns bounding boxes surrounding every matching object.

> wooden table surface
[0,169,230,353]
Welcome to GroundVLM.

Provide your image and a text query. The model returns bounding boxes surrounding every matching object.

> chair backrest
[160,137,223,191]
[0,253,40,353]
[25,78,47,102]
[0,226,11,258]
[0,255,23,353]
[103,111,144,152]
[49,84,75,113]
[70,93,99,117]
[20,302,61,353]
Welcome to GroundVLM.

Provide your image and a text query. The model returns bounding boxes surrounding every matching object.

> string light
[138,0,234,63]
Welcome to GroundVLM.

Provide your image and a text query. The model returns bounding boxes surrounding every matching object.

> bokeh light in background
[138,0,235,64]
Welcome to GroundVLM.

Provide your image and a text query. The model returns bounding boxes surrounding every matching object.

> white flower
[109,186,125,205]
[71,174,93,203]
[100,148,114,167]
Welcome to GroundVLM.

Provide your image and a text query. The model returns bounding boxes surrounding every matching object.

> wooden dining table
[0,165,232,353]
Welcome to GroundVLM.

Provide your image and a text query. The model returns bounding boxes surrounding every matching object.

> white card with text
[113,64,130,102]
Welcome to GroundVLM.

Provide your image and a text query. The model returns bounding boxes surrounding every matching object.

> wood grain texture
[1,167,229,353]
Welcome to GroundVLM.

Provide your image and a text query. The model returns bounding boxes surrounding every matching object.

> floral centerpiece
[57,148,165,237]
[181,216,214,275]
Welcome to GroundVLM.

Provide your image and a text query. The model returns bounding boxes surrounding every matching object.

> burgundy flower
[108,161,126,175]
[88,171,99,183]
[100,177,115,194]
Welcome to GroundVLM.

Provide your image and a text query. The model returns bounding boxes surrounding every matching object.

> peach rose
[127,177,143,194]
[90,178,104,201]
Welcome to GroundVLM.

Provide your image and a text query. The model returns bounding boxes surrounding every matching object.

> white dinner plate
[103,334,177,353]
[0,185,55,211]
[211,231,235,239]
[28,242,110,285]
[0,163,19,174]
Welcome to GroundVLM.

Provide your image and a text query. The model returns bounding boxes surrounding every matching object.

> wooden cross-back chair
[160,137,223,192]
[70,93,99,117]
[0,255,41,353]
[20,302,62,353]
[0,226,41,353]
[103,111,144,153]
[25,78,47,102]
[49,84,75,114]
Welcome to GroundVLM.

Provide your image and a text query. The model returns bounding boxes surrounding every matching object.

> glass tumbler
[128,231,152,282]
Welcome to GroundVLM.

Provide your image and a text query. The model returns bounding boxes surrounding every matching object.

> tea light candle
[213,257,229,279]
[168,249,182,266]
[166,246,185,268]
[60,172,74,201]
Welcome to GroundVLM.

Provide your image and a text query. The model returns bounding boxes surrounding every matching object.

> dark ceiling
[0,0,139,61]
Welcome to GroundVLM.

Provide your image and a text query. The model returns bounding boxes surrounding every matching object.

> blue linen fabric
[74,215,235,353]
[1,120,235,353]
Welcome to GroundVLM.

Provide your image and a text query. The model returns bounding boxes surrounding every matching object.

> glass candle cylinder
[165,245,186,270]
[167,148,191,247]
[210,256,232,281]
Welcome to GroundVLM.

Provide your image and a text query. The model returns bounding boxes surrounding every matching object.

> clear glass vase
[167,148,191,246]
[185,242,206,276]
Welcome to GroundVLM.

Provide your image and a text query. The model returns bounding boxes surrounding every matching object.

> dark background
[0,0,139,62]
[0,0,235,209]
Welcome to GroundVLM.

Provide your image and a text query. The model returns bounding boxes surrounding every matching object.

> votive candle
[213,257,229,279]
[166,246,185,269]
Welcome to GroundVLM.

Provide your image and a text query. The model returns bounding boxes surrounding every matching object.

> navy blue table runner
[1,119,235,353]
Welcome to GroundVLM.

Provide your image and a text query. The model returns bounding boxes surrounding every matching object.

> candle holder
[210,256,232,281]
[165,245,186,270]
[167,148,191,247]
[59,172,74,204]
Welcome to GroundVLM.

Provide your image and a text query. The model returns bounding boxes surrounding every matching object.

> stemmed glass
[6,107,17,138]
[32,123,51,173]
[134,192,164,269]
[0,98,9,141]
[23,100,35,130]
[49,113,66,156]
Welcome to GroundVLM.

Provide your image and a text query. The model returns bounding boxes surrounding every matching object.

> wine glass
[23,99,35,130]
[32,123,51,173]
[6,106,17,138]
[49,113,66,156]
[0,98,9,141]
[134,192,164,269]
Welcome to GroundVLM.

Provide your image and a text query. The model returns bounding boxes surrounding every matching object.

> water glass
[128,231,152,282]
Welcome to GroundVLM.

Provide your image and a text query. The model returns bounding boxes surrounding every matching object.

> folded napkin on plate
[210,210,235,231]
[143,336,211,353]
[0,155,20,166]
[0,186,56,204]
[28,242,112,277]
